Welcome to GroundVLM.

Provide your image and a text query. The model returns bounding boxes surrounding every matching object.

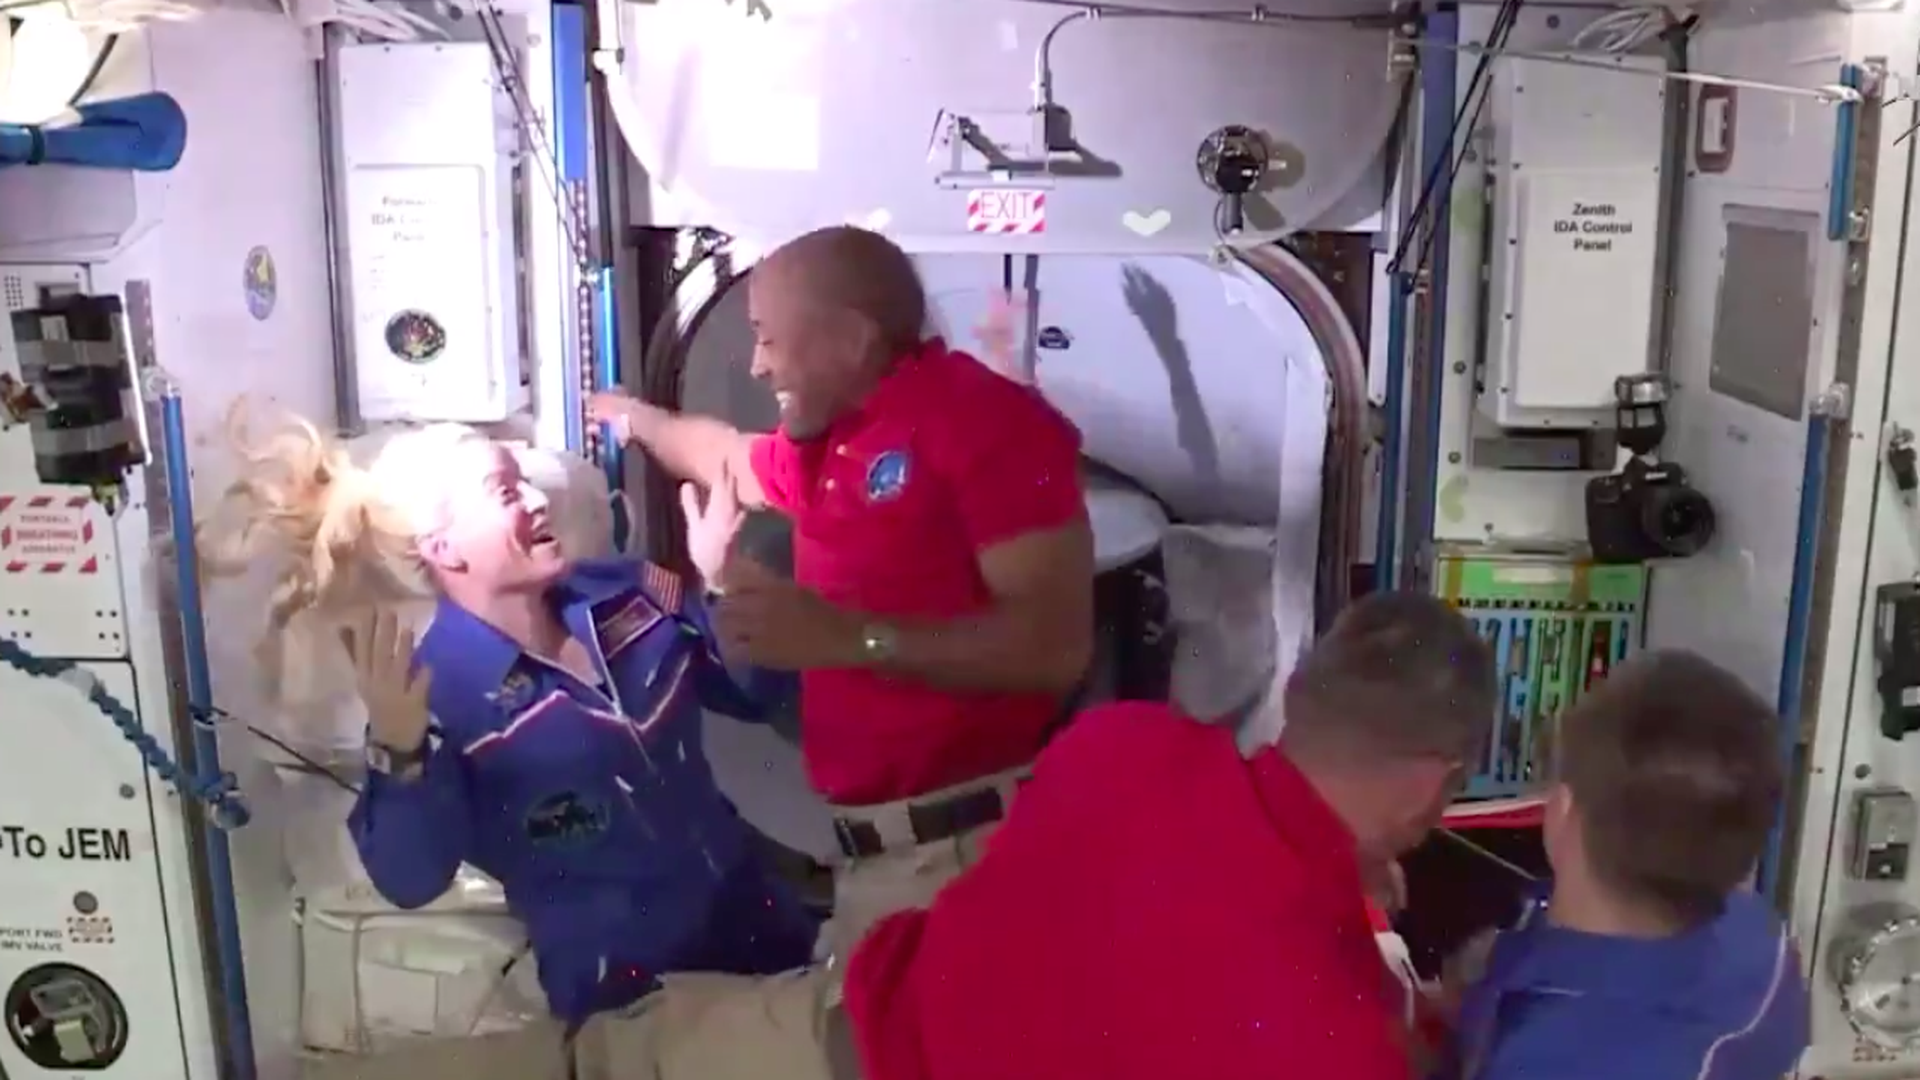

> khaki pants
[298,768,1026,1080]
[578,965,858,1080]
[299,1023,575,1080]
[816,764,1026,959]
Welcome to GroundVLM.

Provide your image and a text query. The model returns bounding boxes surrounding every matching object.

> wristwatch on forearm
[859,623,900,664]
[366,737,430,776]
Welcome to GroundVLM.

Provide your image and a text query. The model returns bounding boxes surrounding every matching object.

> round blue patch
[865,450,911,503]
[242,246,276,322]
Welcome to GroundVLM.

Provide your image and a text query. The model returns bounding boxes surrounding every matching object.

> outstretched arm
[589,391,777,509]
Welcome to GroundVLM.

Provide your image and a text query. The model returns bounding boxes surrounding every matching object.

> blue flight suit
[1443,887,1809,1080]
[347,558,819,1025]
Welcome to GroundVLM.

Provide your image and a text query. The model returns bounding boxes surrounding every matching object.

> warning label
[967,189,1047,235]
[0,926,65,954]
[66,915,114,945]
[0,494,101,575]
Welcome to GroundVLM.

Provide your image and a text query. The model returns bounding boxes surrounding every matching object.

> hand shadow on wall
[1121,264,1220,493]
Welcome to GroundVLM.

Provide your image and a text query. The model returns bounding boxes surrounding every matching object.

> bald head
[748,226,930,438]
[760,226,927,349]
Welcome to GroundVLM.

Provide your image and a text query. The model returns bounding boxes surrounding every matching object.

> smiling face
[746,270,871,440]
[416,439,567,594]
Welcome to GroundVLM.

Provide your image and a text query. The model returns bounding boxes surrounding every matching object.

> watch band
[367,738,430,775]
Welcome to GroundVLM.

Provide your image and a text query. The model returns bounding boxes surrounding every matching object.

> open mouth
[774,391,795,411]
[528,523,560,552]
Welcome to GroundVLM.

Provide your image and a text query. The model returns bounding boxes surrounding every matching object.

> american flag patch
[641,561,684,613]
[596,594,662,659]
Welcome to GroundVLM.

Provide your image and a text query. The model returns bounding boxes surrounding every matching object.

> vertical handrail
[1826,64,1862,241]
[1375,273,1410,589]
[1763,403,1837,894]
[1403,9,1460,592]
[159,387,257,1080]
[553,1,592,457]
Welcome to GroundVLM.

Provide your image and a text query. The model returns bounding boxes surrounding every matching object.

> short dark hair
[1555,650,1783,922]
[1282,591,1497,764]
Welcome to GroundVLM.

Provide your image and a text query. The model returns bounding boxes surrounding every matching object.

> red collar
[1246,749,1369,913]
[809,337,950,438]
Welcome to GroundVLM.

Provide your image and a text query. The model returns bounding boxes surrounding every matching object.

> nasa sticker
[523,790,610,848]
[242,246,277,321]
[487,669,538,714]
[865,450,911,503]
[385,309,448,363]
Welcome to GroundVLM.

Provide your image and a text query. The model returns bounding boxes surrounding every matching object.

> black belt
[833,785,1009,859]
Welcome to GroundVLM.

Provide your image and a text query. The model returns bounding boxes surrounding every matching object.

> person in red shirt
[589,225,1094,954]
[531,589,1496,1080]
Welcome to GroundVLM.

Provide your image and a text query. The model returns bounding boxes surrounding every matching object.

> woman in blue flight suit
[225,419,818,1029]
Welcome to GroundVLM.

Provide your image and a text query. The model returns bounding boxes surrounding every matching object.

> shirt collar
[804,337,951,440]
[1491,893,1728,1005]
[414,563,639,693]
[1246,748,1368,909]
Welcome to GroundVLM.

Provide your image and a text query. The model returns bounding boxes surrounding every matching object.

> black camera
[1584,456,1717,564]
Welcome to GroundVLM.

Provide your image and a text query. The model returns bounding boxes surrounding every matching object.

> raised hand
[341,609,433,753]
[974,288,1032,385]
[682,462,747,589]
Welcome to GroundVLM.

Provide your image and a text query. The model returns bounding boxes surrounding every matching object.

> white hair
[199,404,623,749]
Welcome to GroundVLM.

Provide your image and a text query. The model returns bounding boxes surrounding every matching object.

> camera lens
[1641,486,1716,557]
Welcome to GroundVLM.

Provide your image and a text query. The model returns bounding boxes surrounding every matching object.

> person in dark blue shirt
[1439,650,1808,1080]
[270,422,820,1027]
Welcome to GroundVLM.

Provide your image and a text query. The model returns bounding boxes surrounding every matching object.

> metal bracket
[1814,383,1854,421]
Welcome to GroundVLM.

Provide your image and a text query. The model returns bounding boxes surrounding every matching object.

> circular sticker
[384,310,447,364]
[242,246,276,321]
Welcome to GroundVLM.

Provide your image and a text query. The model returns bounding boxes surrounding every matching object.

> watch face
[863,625,899,659]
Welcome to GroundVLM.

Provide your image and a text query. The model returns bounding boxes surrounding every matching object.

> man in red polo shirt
[589,225,1094,953]
[549,590,1495,1080]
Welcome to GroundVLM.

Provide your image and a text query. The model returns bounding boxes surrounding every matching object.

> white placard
[348,164,494,400]
[1511,171,1660,410]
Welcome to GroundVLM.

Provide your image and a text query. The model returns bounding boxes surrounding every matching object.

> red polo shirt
[748,339,1085,805]
[844,702,1415,1080]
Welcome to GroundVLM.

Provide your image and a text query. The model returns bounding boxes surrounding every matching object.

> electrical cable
[1568,4,1676,54]
[65,30,115,103]
[0,637,250,827]
[1387,0,1525,281]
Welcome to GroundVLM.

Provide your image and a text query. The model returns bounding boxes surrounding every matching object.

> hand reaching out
[587,388,646,445]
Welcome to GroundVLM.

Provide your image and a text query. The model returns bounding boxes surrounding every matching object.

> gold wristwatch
[860,623,900,663]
